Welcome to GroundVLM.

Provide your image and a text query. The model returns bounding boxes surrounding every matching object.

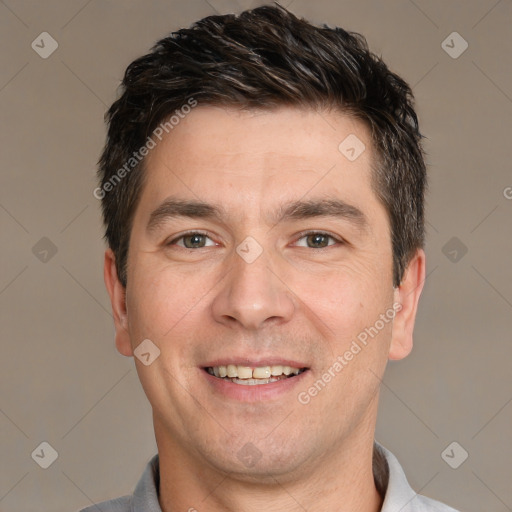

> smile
[205,365,308,386]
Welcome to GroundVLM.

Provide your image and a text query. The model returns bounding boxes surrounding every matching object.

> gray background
[1,1,511,511]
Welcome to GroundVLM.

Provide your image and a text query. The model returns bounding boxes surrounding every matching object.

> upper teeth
[209,365,301,379]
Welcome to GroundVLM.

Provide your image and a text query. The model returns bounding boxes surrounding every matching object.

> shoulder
[77,495,131,512]
[410,493,460,512]
[76,453,160,512]
[375,441,460,512]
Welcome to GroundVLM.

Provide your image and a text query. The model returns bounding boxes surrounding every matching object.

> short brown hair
[98,3,427,288]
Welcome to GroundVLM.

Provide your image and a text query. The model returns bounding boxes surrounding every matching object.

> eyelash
[165,230,344,249]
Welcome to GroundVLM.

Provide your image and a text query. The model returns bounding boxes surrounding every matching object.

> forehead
[149,105,372,166]
[137,106,382,226]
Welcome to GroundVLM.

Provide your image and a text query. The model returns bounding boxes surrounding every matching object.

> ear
[388,249,426,360]
[103,248,133,357]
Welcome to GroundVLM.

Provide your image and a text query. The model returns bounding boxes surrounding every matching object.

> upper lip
[203,357,309,369]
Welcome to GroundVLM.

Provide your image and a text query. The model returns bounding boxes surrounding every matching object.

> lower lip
[201,368,309,402]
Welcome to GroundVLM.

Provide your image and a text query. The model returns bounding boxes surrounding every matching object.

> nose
[211,245,296,331]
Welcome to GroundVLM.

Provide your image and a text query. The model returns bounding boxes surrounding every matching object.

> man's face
[106,106,422,481]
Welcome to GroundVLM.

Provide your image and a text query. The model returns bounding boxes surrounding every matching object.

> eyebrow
[146,196,368,234]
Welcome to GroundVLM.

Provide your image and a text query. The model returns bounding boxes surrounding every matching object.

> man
[85,4,459,511]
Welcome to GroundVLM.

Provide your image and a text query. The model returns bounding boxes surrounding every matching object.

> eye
[165,230,343,250]
[294,231,342,249]
[166,231,217,249]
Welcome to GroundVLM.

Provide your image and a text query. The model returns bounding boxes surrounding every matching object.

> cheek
[126,255,220,355]
[125,262,209,412]
[290,260,394,378]
[291,260,388,329]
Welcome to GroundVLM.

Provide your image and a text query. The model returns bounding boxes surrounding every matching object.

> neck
[155,407,383,512]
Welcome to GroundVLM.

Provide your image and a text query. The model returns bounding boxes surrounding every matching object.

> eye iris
[179,233,331,249]
[308,234,329,248]
[184,234,205,248]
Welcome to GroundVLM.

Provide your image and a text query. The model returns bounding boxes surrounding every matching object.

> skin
[104,106,425,512]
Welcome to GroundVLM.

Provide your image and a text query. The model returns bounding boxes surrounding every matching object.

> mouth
[203,364,309,386]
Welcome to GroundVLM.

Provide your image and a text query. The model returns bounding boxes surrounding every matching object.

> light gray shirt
[78,441,459,511]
